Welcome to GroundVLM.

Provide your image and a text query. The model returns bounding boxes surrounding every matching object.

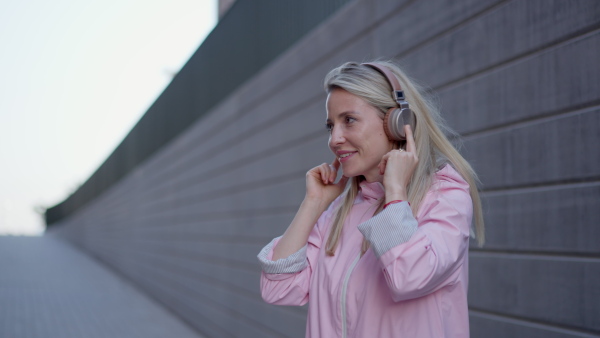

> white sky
[0,0,217,235]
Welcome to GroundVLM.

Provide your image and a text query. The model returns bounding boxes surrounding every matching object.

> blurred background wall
[47,0,600,337]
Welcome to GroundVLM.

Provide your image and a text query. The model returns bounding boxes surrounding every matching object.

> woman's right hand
[272,158,347,261]
[305,158,349,208]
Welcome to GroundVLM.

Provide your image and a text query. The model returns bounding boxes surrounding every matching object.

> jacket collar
[358,180,385,202]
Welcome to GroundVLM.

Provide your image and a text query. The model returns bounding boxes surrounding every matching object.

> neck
[363,172,384,183]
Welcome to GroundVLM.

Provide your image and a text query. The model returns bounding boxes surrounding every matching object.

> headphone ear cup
[384,107,416,141]
[383,107,401,141]
[383,107,406,141]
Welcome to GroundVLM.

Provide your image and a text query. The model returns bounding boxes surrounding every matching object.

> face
[326,88,394,182]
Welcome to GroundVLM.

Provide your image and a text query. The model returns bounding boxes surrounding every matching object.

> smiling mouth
[338,152,357,162]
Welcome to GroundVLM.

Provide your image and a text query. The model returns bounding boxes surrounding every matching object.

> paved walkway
[0,234,203,338]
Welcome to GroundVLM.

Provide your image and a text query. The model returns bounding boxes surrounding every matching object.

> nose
[328,125,345,148]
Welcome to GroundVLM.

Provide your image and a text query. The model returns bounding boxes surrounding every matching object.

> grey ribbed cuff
[257,237,308,274]
[358,202,418,258]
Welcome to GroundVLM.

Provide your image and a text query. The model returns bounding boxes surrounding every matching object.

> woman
[257,61,484,337]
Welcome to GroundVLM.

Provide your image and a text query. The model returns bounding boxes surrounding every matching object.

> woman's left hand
[378,125,419,202]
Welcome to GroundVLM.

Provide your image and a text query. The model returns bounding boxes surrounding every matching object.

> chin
[341,170,354,178]
[341,169,361,179]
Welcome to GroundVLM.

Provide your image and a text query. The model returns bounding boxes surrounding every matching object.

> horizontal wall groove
[469,307,600,337]
[461,101,600,140]
[138,205,297,225]
[83,236,261,273]
[146,169,305,211]
[480,179,600,197]
[79,212,295,236]
[396,0,511,60]
[469,249,600,262]
[135,234,272,245]
[435,25,600,94]
[133,242,260,272]
[74,232,270,246]
[479,177,600,195]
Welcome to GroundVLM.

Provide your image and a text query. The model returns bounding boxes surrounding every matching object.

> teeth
[339,153,354,158]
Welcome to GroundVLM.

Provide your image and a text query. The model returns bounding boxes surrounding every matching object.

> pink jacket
[258,165,473,337]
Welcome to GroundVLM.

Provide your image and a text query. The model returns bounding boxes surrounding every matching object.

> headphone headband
[362,62,405,104]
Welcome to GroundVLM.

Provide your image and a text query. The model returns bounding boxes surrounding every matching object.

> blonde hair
[323,61,485,256]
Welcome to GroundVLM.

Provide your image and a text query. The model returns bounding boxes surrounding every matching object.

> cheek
[369,136,393,161]
[377,131,393,150]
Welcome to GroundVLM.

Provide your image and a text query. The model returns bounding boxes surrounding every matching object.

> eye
[345,116,356,124]
[325,123,333,133]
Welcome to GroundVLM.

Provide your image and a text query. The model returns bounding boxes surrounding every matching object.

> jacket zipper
[341,253,361,338]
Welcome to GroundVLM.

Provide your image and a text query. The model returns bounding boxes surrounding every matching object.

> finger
[328,158,341,184]
[318,163,327,184]
[328,164,337,184]
[379,153,390,175]
[405,125,416,153]
[324,163,332,184]
[331,157,340,171]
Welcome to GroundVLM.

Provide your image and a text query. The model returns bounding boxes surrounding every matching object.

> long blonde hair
[323,61,485,256]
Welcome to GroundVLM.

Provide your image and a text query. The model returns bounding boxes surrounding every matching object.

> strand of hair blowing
[394,63,485,246]
[324,61,484,256]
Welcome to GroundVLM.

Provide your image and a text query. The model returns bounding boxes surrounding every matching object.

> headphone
[362,63,416,141]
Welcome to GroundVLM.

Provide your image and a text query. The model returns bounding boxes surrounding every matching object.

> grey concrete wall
[51,0,600,337]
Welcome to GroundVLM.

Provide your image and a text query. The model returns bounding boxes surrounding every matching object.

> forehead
[326,88,376,119]
[327,88,365,111]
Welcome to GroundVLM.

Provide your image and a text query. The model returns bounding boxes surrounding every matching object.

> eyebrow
[326,111,359,123]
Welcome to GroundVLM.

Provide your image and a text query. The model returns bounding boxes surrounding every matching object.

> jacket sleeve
[358,179,472,302]
[257,205,333,306]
